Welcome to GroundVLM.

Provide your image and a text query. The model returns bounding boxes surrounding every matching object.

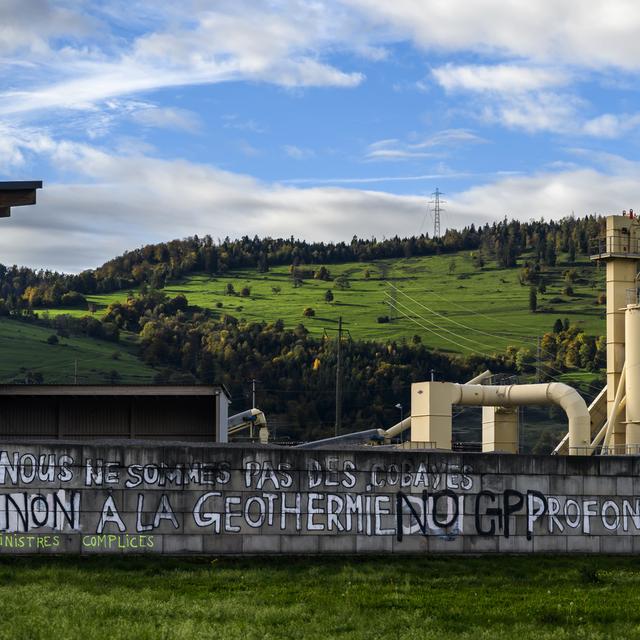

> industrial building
[0,385,230,442]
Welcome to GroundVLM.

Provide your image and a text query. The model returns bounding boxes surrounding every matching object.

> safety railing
[395,440,437,450]
[452,441,483,452]
[569,444,640,456]
[591,232,640,257]
[627,288,640,306]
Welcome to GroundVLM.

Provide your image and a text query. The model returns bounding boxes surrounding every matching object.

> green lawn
[42,251,605,357]
[0,318,156,384]
[0,556,638,639]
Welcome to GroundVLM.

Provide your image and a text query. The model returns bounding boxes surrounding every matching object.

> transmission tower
[429,188,445,239]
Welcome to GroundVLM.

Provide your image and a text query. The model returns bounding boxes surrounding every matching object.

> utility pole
[429,188,445,239]
[335,316,343,437]
[536,336,541,383]
[251,378,256,408]
[74,360,78,385]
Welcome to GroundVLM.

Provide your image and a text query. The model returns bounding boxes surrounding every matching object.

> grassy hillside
[0,318,155,384]
[43,250,605,357]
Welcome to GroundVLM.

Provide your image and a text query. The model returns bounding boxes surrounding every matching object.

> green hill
[0,318,156,384]
[42,249,605,358]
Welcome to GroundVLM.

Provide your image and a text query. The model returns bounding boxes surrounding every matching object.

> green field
[0,556,638,639]
[43,251,606,357]
[0,318,155,384]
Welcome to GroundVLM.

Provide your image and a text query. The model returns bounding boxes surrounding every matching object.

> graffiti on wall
[0,449,637,552]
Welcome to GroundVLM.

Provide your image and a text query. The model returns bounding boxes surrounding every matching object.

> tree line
[0,215,605,310]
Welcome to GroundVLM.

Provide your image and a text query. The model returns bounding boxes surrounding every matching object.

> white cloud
[0,0,93,56]
[344,0,640,70]
[0,135,426,271]
[582,113,640,138]
[283,145,315,159]
[481,92,583,134]
[130,105,201,133]
[411,129,486,148]
[0,1,366,118]
[222,115,266,134]
[366,148,434,161]
[365,129,484,161]
[3,131,640,273]
[432,64,567,94]
[449,165,640,222]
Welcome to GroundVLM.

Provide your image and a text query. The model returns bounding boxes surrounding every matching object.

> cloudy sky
[2,0,640,272]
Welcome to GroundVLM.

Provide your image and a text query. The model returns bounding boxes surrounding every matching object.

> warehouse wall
[0,395,220,441]
[0,442,638,554]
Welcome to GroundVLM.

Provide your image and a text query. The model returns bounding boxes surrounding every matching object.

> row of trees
[0,216,605,309]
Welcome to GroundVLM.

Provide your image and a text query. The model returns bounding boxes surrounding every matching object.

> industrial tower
[590,214,640,452]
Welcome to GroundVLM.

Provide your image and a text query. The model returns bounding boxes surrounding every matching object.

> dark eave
[0,181,43,190]
[0,181,43,217]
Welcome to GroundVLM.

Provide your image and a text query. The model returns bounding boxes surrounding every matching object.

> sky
[2,0,640,272]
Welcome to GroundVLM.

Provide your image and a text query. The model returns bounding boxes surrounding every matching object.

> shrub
[46,334,59,345]
[60,291,87,308]
[377,315,390,323]
[302,307,315,317]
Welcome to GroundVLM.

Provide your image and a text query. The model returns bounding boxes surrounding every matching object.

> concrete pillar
[482,406,518,453]
[410,382,453,449]
[216,391,230,442]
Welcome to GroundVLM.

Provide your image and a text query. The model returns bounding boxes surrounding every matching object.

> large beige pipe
[451,383,590,453]
[465,369,493,385]
[552,385,607,455]
[626,305,640,448]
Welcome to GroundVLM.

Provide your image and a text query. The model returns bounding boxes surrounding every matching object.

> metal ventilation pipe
[451,383,591,453]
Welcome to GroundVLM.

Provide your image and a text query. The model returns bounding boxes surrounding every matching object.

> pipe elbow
[547,382,589,415]
[547,383,590,451]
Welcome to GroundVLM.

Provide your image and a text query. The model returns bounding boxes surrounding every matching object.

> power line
[386,281,520,347]
[386,294,500,353]
[386,297,496,358]
[385,281,584,381]
[420,286,550,336]
[418,202,431,237]
[388,292,596,394]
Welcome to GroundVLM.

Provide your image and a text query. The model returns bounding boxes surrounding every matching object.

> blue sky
[2,0,640,271]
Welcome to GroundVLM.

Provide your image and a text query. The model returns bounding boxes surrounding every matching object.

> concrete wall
[0,441,638,554]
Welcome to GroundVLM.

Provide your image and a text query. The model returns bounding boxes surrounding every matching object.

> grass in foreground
[0,555,638,639]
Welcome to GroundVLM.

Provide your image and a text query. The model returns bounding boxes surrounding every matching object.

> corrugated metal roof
[0,384,231,399]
